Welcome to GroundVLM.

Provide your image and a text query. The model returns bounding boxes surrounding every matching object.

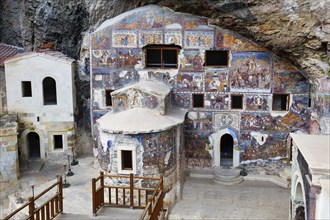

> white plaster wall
[5,55,75,122]
[315,182,330,220]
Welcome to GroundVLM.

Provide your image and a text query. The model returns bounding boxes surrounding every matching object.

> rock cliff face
[0,0,329,81]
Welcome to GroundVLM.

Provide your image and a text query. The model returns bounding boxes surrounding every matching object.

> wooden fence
[3,176,63,220]
[92,171,164,219]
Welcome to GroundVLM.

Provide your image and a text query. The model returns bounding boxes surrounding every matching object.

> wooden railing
[92,171,164,219]
[3,176,63,220]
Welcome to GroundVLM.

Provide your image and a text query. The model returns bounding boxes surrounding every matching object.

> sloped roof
[4,49,75,64]
[0,44,24,67]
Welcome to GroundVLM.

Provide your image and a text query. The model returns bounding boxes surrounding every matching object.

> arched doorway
[43,77,57,105]
[220,134,233,166]
[294,182,305,220]
[27,132,40,159]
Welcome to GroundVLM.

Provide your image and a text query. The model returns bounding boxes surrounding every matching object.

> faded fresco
[230,52,272,92]
[176,73,203,92]
[172,93,190,109]
[139,30,163,47]
[147,71,172,85]
[179,50,203,71]
[204,94,230,110]
[214,112,240,131]
[92,49,117,69]
[165,31,182,46]
[93,71,140,89]
[314,95,330,117]
[183,15,209,29]
[184,31,214,49]
[204,71,228,92]
[117,49,141,68]
[112,30,137,48]
[273,72,309,93]
[139,8,164,29]
[245,94,270,111]
[91,31,111,49]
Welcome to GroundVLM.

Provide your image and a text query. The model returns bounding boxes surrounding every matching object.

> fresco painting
[139,30,163,47]
[91,31,111,49]
[183,15,208,29]
[165,31,182,46]
[184,31,214,49]
[205,94,230,110]
[222,31,266,51]
[245,94,270,111]
[113,95,129,112]
[273,72,309,93]
[179,50,203,71]
[164,10,182,27]
[176,73,203,92]
[93,71,140,89]
[204,71,228,92]
[172,93,190,109]
[117,49,141,68]
[115,14,138,29]
[112,30,137,48]
[230,52,272,91]
[139,9,164,29]
[273,56,298,71]
[314,95,330,117]
[91,49,117,69]
[148,71,171,85]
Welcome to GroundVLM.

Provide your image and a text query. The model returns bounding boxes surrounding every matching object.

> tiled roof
[4,49,75,64]
[0,44,24,67]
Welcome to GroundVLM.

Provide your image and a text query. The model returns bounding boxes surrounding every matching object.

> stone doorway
[27,132,40,159]
[220,134,233,166]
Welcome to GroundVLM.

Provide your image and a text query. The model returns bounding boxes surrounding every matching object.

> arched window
[43,77,57,105]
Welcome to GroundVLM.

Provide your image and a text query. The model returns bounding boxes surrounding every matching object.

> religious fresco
[139,8,164,29]
[113,95,129,112]
[183,15,208,29]
[115,14,138,29]
[147,71,172,85]
[314,95,330,117]
[213,112,240,131]
[172,93,190,109]
[204,94,230,110]
[176,73,203,92]
[92,71,140,89]
[112,30,137,48]
[164,10,182,28]
[273,72,309,93]
[184,31,214,49]
[273,56,298,71]
[165,31,182,46]
[245,94,270,111]
[204,71,228,92]
[91,31,111,49]
[117,49,141,68]
[91,49,117,69]
[139,30,163,47]
[179,50,203,71]
[230,52,272,91]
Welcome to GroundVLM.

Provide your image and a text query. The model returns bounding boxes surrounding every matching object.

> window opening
[22,81,32,97]
[145,45,179,68]
[43,77,57,105]
[273,94,289,111]
[105,90,114,106]
[54,135,63,149]
[205,50,229,66]
[121,150,133,170]
[192,94,204,108]
[231,95,243,109]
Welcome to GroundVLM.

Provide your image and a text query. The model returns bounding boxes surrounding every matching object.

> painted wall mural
[204,94,230,110]
[93,71,140,89]
[165,31,182,46]
[139,9,164,29]
[273,72,309,93]
[230,52,272,92]
[91,31,111,49]
[184,31,214,49]
[204,71,228,92]
[245,94,270,111]
[183,15,209,29]
[117,49,141,68]
[139,30,163,47]
[176,73,203,92]
[112,30,137,48]
[92,49,117,69]
[213,112,240,131]
[172,93,190,109]
[179,50,203,71]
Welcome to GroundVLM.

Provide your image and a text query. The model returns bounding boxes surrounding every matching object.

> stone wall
[0,114,19,181]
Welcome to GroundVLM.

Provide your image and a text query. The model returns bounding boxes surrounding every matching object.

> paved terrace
[1,155,290,219]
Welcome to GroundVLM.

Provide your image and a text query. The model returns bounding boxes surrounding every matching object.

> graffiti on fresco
[314,95,330,117]
[112,30,137,48]
[139,30,163,47]
[314,77,330,94]
[165,31,182,46]
[147,71,172,85]
[139,9,164,29]
[204,71,228,92]
[183,15,209,29]
[230,52,271,92]
[91,31,111,49]
[213,112,240,131]
[172,93,190,109]
[204,94,230,110]
[91,50,117,69]
[92,71,140,91]
[176,73,203,92]
[117,49,141,68]
[179,50,203,71]
[245,94,270,111]
[273,72,309,93]
[184,31,214,49]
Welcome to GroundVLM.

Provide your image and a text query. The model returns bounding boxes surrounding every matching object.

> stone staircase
[212,167,244,185]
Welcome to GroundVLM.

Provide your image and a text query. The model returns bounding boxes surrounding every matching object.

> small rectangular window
[54,135,63,149]
[121,150,133,170]
[146,46,179,68]
[105,90,114,106]
[22,81,32,97]
[273,94,289,111]
[205,50,229,66]
[231,95,243,109]
[192,94,204,108]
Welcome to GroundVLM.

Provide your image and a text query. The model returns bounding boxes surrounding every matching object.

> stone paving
[169,177,290,220]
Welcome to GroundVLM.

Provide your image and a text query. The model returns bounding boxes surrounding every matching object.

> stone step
[188,169,212,179]
[213,176,244,185]
[244,174,289,188]
[212,168,244,185]
[284,166,292,176]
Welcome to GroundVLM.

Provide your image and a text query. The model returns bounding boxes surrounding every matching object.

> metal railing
[3,176,63,220]
[92,171,164,219]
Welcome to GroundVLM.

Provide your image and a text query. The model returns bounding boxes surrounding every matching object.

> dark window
[121,150,133,170]
[273,94,289,111]
[54,135,63,149]
[22,81,32,97]
[105,90,114,106]
[43,77,57,105]
[205,50,229,66]
[231,95,243,109]
[146,46,179,68]
[192,94,204,108]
